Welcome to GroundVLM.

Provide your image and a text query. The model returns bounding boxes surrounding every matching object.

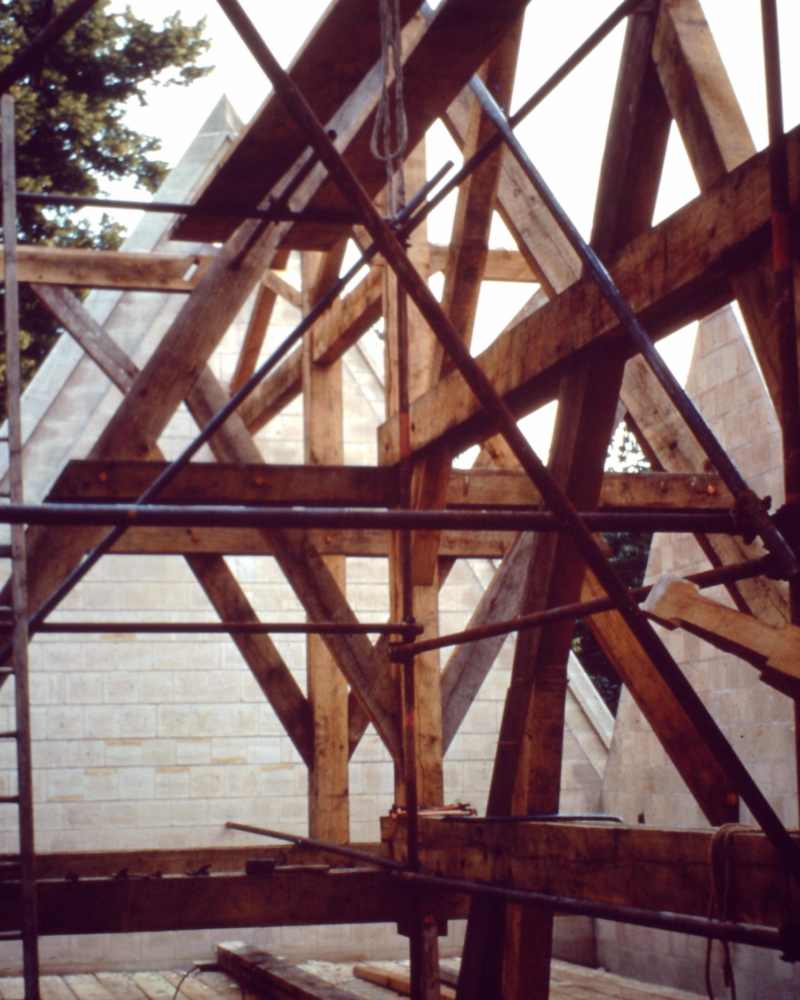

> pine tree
[0,0,212,397]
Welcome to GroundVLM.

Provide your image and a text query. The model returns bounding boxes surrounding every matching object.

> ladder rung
[0,730,18,739]
[0,668,14,676]
[0,547,11,558]
[0,931,22,941]
[0,795,20,804]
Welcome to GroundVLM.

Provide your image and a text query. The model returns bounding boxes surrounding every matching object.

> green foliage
[570,429,653,714]
[0,0,211,407]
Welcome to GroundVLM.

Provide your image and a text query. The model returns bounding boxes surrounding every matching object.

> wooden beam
[383,139,444,811]
[172,0,425,242]
[580,566,739,821]
[0,843,391,879]
[302,245,350,843]
[27,288,316,763]
[7,245,215,292]
[184,370,404,763]
[106,526,519,559]
[378,124,800,463]
[387,817,800,929]
[503,6,670,1000]
[652,0,792,417]
[441,95,579,298]
[46,460,732,510]
[0,870,467,936]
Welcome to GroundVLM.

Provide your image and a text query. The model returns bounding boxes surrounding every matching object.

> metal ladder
[1,93,40,1000]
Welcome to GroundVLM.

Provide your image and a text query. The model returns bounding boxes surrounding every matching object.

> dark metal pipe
[0,503,741,533]
[15,191,359,226]
[468,74,800,582]
[213,0,800,883]
[225,821,406,871]
[394,870,785,952]
[0,0,102,95]
[4,620,422,636]
[391,555,776,660]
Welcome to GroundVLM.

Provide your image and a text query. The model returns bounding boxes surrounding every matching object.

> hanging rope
[370,0,408,220]
[705,823,754,1000]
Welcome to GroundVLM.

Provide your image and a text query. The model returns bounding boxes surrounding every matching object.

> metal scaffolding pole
[1,94,39,1000]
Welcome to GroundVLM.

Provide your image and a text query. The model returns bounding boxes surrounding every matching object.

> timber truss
[2,1,800,999]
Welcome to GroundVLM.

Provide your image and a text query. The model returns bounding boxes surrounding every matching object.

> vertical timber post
[302,248,350,844]
[2,93,40,1000]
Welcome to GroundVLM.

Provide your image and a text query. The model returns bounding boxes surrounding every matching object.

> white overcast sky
[101,0,800,454]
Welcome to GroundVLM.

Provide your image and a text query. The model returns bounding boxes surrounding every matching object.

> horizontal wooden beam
[377,124,800,463]
[383,818,800,929]
[108,525,518,558]
[0,843,389,879]
[47,460,731,511]
[0,866,467,936]
[1,245,215,292]
[0,869,465,935]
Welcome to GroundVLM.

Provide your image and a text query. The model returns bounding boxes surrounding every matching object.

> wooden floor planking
[1,961,705,1000]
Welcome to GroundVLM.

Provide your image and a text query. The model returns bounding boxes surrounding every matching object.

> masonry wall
[598,306,800,999]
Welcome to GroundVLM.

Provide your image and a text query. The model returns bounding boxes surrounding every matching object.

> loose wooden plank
[217,943,369,1000]
[377,124,800,463]
[353,965,455,1000]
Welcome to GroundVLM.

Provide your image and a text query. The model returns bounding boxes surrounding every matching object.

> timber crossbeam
[382,818,800,931]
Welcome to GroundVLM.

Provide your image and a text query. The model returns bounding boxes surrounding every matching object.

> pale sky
[99,0,800,459]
